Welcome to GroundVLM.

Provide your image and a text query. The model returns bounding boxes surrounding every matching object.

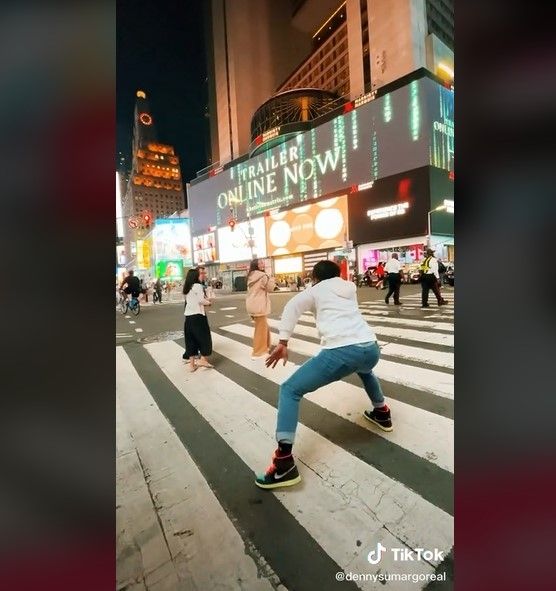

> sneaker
[363,407,393,432]
[421,304,430,308]
[385,296,389,304]
[439,299,449,306]
[394,301,402,305]
[255,450,302,489]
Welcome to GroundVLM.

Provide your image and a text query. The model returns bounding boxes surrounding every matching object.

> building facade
[206,0,453,168]
[121,91,186,271]
[189,70,454,287]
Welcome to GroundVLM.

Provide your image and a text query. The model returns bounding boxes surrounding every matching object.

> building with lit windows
[121,91,186,270]
[205,0,453,167]
[194,1,454,288]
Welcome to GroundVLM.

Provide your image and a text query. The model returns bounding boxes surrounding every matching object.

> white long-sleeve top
[184,283,211,316]
[278,277,376,349]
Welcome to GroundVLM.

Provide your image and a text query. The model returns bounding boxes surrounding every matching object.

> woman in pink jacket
[246,259,276,359]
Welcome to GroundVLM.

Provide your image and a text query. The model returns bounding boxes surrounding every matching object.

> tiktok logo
[367,542,387,565]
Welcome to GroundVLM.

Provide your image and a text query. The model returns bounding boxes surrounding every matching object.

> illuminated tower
[121,90,186,270]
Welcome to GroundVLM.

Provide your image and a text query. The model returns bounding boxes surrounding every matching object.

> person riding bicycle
[120,270,141,303]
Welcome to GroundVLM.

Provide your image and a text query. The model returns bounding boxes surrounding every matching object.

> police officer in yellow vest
[420,248,449,308]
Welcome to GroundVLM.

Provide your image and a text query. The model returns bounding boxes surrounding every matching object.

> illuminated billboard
[188,77,454,234]
[265,196,348,256]
[192,232,217,265]
[155,259,184,281]
[217,217,266,263]
[153,218,192,267]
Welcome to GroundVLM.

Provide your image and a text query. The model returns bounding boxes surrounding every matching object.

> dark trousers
[154,289,162,302]
[421,274,443,305]
[385,273,401,303]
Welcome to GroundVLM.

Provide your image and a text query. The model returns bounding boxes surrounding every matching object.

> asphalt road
[116,283,453,347]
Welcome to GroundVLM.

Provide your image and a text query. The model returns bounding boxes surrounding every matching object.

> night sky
[117,0,209,185]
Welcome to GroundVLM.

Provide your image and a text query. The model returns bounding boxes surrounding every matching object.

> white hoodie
[278,277,376,349]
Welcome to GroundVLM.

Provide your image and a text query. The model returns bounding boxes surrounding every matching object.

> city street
[116,283,454,590]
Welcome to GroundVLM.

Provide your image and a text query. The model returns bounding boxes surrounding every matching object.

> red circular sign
[128,217,139,229]
[139,113,152,126]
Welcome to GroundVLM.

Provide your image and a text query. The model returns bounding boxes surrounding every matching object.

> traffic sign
[128,217,139,229]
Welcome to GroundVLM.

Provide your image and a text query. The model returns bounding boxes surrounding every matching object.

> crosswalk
[117,293,454,590]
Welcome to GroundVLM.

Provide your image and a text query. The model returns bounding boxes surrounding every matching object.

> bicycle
[119,292,140,316]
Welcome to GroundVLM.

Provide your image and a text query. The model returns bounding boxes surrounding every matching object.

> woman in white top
[183,268,214,372]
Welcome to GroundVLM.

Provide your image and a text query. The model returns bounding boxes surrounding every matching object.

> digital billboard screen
[217,217,266,263]
[153,218,192,267]
[265,196,348,256]
[188,77,453,234]
[348,167,432,245]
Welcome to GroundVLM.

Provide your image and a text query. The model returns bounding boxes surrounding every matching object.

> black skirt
[184,314,212,357]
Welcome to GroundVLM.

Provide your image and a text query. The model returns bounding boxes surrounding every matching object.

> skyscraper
[205,0,453,168]
[121,90,186,268]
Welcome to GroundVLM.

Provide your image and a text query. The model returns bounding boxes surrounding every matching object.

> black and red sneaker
[255,449,301,489]
[363,406,393,432]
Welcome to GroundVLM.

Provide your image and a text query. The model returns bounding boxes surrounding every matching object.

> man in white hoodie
[255,260,392,490]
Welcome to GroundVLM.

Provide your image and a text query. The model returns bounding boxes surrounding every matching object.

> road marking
[146,340,453,578]
[222,323,453,400]
[125,316,131,319]
[215,327,453,471]
[208,310,216,314]
[135,328,143,333]
[268,317,453,348]
[225,314,235,318]
[220,307,238,311]
[128,321,136,324]
[116,349,278,590]
[117,334,132,338]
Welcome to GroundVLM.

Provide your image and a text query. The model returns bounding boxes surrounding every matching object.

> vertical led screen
[188,77,454,234]
[152,218,192,268]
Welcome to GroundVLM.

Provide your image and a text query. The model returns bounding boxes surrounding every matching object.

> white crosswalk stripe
[117,294,454,589]
[143,341,453,586]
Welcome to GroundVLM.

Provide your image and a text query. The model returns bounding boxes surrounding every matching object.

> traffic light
[228,218,236,231]
[143,213,152,228]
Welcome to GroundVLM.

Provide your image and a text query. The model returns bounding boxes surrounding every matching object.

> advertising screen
[192,232,217,265]
[265,195,348,256]
[188,77,454,234]
[153,218,192,267]
[135,239,152,270]
[155,259,185,281]
[348,167,431,245]
[217,217,266,263]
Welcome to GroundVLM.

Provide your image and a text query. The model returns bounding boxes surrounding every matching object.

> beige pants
[252,316,271,357]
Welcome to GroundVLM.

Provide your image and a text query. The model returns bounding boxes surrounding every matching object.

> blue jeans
[276,341,384,444]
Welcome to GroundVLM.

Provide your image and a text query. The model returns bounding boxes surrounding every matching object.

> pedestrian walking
[384,253,403,305]
[420,248,449,308]
[256,260,391,490]
[246,258,276,359]
[183,268,214,372]
[375,261,386,289]
[154,278,162,303]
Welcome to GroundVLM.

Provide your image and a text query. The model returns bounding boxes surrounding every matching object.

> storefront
[347,166,453,270]
[356,237,427,273]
